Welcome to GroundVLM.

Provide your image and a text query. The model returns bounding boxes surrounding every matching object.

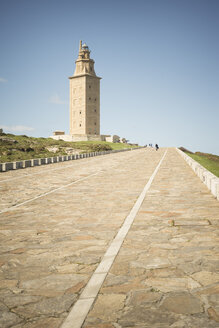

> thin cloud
[49,94,67,105]
[0,125,35,132]
[0,77,8,83]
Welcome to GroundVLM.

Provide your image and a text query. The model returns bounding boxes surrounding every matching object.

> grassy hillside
[180,148,219,178]
[0,133,136,163]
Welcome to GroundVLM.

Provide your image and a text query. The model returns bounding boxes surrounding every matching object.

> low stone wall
[0,148,141,173]
[176,148,219,201]
[51,134,106,142]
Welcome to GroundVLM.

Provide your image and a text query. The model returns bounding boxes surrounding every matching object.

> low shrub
[89,144,112,152]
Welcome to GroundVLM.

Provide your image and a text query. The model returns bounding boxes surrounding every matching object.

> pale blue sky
[0,0,218,153]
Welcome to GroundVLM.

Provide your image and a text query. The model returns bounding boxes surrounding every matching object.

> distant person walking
[155,144,159,151]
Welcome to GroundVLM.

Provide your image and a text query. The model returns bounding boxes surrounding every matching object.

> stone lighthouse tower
[69,41,101,138]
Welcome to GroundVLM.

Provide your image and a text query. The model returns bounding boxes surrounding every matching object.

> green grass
[0,133,137,163]
[63,140,135,151]
[185,152,219,178]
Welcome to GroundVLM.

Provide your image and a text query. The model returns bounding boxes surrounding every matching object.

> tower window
[89,85,91,89]
[89,97,91,100]
[80,111,81,114]
[94,122,96,125]
[79,124,81,127]
[94,109,96,112]
[94,98,96,101]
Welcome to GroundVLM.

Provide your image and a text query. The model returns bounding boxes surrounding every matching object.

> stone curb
[176,148,219,201]
[0,147,143,173]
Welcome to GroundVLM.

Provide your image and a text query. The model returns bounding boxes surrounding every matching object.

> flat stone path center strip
[60,150,167,328]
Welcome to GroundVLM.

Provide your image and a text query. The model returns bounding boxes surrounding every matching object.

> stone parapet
[176,148,219,201]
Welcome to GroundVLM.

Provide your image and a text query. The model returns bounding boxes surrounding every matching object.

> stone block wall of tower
[69,41,101,136]
[70,76,86,135]
[85,76,100,135]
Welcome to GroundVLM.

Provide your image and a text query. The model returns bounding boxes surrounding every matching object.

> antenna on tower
[79,40,82,51]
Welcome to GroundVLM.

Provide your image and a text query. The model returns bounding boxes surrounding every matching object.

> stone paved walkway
[0,148,218,327]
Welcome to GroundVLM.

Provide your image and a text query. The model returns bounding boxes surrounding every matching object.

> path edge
[176,148,219,201]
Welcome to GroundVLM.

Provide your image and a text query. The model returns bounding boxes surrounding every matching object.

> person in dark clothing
[155,144,159,151]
